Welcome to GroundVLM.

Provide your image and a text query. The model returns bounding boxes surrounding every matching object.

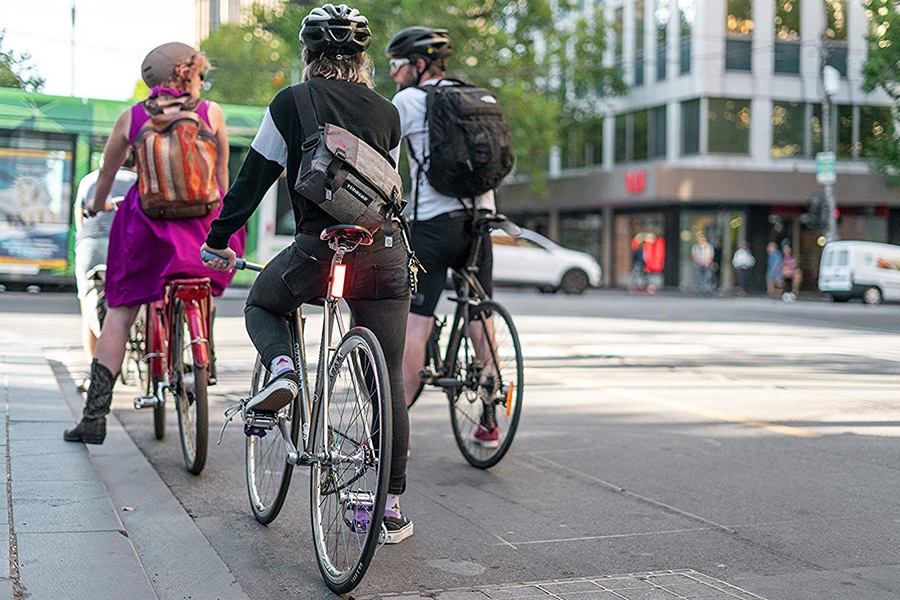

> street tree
[201,22,293,107]
[0,29,44,92]
[861,0,900,181]
[202,0,624,189]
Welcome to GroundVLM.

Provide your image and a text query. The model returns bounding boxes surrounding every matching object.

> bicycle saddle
[475,213,522,237]
[320,224,374,247]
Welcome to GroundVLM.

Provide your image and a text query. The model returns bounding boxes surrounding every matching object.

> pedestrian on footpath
[781,244,798,302]
[732,241,756,295]
[766,242,783,297]
[691,233,714,297]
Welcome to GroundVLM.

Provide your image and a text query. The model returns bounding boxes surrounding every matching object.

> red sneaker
[473,426,500,448]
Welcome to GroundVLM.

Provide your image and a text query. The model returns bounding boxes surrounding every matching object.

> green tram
[0,88,269,288]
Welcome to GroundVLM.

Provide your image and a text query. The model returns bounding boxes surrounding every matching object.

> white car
[490,228,602,294]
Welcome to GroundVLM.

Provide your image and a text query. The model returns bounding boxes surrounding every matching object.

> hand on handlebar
[200,243,237,272]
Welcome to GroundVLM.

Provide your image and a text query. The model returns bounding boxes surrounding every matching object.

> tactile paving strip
[357,569,767,600]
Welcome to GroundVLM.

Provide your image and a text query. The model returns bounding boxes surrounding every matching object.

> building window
[771,101,804,158]
[837,104,853,158]
[615,111,649,163]
[656,0,669,81]
[561,118,604,169]
[651,105,668,159]
[824,0,848,75]
[634,109,649,161]
[681,99,700,155]
[725,0,753,71]
[615,113,628,163]
[708,98,751,154]
[615,7,624,78]
[860,105,893,158]
[678,0,694,75]
[635,0,645,87]
[774,0,800,74]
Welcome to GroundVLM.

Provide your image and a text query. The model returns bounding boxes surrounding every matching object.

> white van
[818,240,900,305]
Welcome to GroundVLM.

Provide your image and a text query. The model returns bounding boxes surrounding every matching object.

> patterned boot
[64,359,115,444]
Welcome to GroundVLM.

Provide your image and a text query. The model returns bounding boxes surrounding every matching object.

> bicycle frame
[144,278,213,397]
[247,245,355,468]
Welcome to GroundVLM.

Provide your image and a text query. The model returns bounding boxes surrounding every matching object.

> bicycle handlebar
[201,250,264,272]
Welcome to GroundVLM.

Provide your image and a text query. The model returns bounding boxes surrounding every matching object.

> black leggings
[244,230,411,495]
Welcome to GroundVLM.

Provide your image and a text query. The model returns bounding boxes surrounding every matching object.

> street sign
[816,151,836,185]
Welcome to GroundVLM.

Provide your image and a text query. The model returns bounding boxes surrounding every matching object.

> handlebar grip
[201,250,264,272]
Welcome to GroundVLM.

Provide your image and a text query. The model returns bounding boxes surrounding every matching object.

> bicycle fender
[183,301,210,368]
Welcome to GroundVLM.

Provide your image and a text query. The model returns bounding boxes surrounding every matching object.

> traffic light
[803,194,825,231]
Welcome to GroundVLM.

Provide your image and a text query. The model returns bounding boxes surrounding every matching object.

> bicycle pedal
[133,395,160,409]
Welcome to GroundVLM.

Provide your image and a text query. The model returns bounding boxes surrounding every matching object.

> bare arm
[207,101,230,192]
[88,109,132,215]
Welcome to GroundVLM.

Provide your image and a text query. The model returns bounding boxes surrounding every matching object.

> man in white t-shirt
[387,27,501,447]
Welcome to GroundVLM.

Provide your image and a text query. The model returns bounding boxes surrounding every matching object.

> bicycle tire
[408,331,440,409]
[172,298,209,475]
[245,355,300,525]
[310,326,392,595]
[143,304,166,440]
[448,300,523,469]
[121,305,145,386]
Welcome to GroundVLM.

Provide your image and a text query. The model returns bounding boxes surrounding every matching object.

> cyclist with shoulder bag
[201,3,414,543]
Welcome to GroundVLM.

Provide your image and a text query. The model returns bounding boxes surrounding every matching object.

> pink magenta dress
[104,101,246,308]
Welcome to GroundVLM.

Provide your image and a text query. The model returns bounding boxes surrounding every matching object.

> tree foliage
[0,29,45,92]
[202,0,624,190]
[861,0,900,180]
[201,22,293,106]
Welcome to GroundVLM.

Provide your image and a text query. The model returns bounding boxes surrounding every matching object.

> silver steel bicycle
[206,224,392,594]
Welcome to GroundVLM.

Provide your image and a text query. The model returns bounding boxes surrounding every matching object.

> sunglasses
[389,58,411,74]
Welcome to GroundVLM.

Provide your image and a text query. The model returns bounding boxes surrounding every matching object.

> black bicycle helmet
[299,4,371,56]
[385,27,452,59]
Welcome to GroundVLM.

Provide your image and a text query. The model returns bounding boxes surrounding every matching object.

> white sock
[270,355,294,377]
[385,493,401,519]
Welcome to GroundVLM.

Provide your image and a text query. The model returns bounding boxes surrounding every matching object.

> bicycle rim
[310,327,392,595]
[173,299,208,475]
[130,305,148,390]
[449,300,523,469]
[246,356,299,524]
[408,334,440,409]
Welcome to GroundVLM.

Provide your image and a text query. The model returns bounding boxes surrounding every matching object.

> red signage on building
[625,169,647,194]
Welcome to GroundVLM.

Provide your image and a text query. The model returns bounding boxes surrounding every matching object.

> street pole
[821,63,840,242]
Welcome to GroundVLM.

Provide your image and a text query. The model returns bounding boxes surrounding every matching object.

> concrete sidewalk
[0,344,250,600]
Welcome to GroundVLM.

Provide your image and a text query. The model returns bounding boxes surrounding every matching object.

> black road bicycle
[409,213,524,469]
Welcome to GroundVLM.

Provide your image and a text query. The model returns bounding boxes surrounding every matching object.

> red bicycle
[133,277,214,475]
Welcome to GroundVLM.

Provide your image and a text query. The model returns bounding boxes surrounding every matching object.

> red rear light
[330,264,347,298]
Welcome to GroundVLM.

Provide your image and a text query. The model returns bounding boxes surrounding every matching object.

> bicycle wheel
[449,300,523,469]
[310,326,392,595]
[171,298,209,475]
[143,304,166,440]
[246,355,300,524]
[408,326,441,409]
[122,305,147,388]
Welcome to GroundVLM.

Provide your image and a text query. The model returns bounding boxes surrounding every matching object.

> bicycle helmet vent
[385,27,452,59]
[300,4,371,56]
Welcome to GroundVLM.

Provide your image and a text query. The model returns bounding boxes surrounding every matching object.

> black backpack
[412,79,514,199]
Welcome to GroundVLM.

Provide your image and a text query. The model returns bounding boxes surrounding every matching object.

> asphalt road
[7,287,900,600]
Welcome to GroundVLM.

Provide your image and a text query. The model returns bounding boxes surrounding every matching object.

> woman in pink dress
[64,42,245,444]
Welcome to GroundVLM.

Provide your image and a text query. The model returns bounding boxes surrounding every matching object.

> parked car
[818,240,900,305]
[490,228,602,294]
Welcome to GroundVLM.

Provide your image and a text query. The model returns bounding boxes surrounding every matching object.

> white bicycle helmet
[300,4,371,56]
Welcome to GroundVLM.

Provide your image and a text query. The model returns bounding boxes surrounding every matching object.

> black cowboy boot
[64,359,115,444]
